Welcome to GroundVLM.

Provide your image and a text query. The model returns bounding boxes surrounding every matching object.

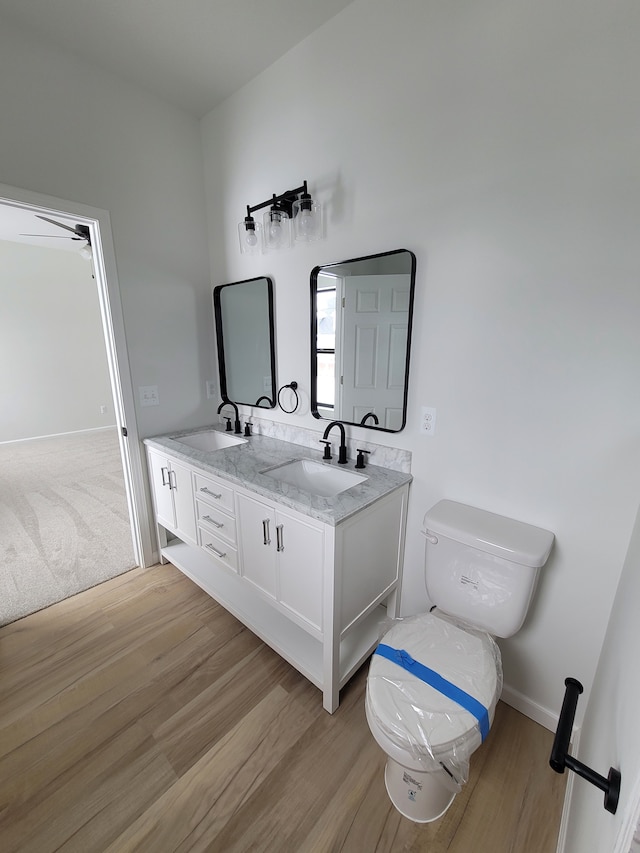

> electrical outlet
[139,385,159,407]
[420,406,437,435]
[100,404,107,415]
[206,380,216,399]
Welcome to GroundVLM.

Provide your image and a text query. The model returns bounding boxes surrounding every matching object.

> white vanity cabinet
[194,471,239,574]
[236,493,324,634]
[147,448,197,545]
[145,443,409,713]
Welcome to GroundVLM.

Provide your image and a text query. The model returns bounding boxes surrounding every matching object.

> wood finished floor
[0,563,566,852]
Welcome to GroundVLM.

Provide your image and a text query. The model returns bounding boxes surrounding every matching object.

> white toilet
[365,499,554,823]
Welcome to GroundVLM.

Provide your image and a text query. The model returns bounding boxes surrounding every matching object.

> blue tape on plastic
[374,643,490,742]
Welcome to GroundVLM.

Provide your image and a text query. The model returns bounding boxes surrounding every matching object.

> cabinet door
[237,493,276,599]
[276,510,324,631]
[170,458,197,545]
[148,449,174,529]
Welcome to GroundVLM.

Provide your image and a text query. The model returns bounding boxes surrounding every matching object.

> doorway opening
[0,183,153,622]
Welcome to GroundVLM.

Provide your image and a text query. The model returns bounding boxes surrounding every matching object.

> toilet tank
[423,500,554,638]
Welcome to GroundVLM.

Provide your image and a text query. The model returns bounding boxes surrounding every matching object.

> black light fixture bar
[246,180,309,220]
[239,179,321,253]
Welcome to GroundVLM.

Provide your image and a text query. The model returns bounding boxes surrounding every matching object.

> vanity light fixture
[238,180,323,254]
[263,198,291,251]
[238,213,263,255]
[292,188,323,243]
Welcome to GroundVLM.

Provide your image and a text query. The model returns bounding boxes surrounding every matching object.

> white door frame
[0,182,154,568]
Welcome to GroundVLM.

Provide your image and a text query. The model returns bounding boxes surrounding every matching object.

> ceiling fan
[21,214,92,247]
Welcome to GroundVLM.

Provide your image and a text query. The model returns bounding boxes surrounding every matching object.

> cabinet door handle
[168,470,177,490]
[203,515,223,529]
[161,466,169,487]
[205,543,227,559]
[200,487,222,499]
[276,523,284,552]
[262,518,271,545]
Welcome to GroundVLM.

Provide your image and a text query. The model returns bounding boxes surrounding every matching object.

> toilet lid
[367,612,501,754]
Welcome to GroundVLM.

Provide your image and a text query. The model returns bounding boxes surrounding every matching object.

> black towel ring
[277,381,299,414]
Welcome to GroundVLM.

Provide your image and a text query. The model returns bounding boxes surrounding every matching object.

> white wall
[562,500,640,853]
[201,0,640,721]
[0,17,212,440]
[0,241,113,441]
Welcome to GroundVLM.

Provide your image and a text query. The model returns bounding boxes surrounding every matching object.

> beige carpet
[0,428,137,625]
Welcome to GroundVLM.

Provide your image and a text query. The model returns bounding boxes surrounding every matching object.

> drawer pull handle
[200,487,222,499]
[205,543,227,559]
[276,523,284,552]
[203,515,223,528]
[262,518,271,545]
[161,466,170,487]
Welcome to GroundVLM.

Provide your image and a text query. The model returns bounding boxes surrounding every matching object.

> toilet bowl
[365,500,555,823]
[366,610,501,822]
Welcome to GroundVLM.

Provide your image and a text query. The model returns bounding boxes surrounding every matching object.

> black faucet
[217,400,242,435]
[322,421,348,464]
[360,412,379,426]
[254,395,274,407]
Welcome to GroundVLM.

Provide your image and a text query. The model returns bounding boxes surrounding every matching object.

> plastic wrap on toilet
[366,612,503,792]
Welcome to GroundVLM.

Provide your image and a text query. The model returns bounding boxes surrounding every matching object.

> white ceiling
[0,0,355,117]
[0,0,355,247]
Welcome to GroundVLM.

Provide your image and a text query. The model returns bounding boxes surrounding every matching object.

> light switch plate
[139,385,159,407]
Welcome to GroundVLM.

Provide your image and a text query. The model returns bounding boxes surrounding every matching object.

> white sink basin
[176,430,247,451]
[261,459,367,497]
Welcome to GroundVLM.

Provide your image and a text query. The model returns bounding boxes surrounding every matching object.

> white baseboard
[501,682,559,732]
[554,726,580,853]
[0,425,116,445]
[555,773,574,853]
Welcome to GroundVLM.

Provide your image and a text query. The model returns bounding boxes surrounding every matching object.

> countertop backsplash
[243,415,412,474]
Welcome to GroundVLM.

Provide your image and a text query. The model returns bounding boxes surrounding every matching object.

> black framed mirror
[310,249,416,432]
[213,276,276,407]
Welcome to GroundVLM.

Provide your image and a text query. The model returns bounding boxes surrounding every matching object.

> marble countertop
[144,426,412,526]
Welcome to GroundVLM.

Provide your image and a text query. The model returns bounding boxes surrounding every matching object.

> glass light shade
[292,198,323,243]
[262,208,291,251]
[238,219,263,255]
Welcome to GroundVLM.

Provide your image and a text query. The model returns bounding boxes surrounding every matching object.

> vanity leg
[322,606,341,713]
[323,526,340,713]
[323,684,339,714]
[155,523,170,564]
[386,587,400,619]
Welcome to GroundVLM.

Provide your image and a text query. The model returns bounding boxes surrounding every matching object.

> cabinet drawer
[199,527,238,573]
[196,499,237,546]
[193,472,234,514]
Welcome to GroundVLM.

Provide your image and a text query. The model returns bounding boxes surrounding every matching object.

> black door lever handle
[549,677,621,814]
